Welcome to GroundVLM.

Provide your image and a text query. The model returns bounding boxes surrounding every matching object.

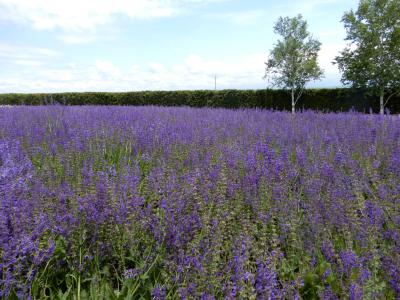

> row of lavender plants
[1,106,399,299]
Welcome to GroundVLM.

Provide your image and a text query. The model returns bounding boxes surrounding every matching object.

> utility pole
[214,74,217,90]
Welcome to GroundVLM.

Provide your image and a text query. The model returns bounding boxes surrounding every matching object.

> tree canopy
[265,15,323,113]
[334,0,400,114]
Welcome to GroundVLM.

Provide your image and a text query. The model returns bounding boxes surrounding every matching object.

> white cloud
[316,42,346,87]
[14,59,44,67]
[0,42,348,93]
[205,10,268,25]
[148,62,166,74]
[0,53,269,92]
[0,0,220,32]
[0,43,60,66]
[60,34,97,44]
[95,59,121,79]
[291,0,350,15]
[203,0,358,27]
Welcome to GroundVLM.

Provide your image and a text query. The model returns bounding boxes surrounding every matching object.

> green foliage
[28,226,168,299]
[1,88,400,113]
[334,0,400,113]
[265,15,324,112]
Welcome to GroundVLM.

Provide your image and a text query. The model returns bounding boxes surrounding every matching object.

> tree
[265,15,323,114]
[334,0,400,114]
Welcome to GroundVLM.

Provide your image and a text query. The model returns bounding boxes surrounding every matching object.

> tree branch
[384,90,400,106]
[294,87,304,105]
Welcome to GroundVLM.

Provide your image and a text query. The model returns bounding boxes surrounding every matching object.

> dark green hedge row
[0,89,399,113]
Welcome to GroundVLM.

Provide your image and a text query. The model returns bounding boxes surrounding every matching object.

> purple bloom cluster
[0,106,399,298]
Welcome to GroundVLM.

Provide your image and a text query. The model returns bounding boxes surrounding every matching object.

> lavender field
[1,106,399,299]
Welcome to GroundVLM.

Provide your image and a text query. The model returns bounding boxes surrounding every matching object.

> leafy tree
[265,15,323,114]
[334,0,400,114]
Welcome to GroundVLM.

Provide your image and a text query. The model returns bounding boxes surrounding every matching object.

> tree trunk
[291,89,295,114]
[379,90,384,115]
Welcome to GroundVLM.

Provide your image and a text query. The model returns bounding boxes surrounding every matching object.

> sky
[0,0,360,93]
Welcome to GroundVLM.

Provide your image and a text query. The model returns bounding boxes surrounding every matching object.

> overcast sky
[0,0,359,93]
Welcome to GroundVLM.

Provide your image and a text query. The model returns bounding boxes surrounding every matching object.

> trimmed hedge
[0,89,399,113]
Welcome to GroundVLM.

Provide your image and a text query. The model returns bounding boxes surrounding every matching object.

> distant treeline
[1,89,399,113]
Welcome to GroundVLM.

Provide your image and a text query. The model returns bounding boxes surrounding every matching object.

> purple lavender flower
[321,241,335,263]
[339,250,358,275]
[364,201,384,228]
[124,268,140,280]
[321,286,339,300]
[349,283,363,300]
[152,284,166,300]
[255,259,282,299]
[1,106,399,298]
